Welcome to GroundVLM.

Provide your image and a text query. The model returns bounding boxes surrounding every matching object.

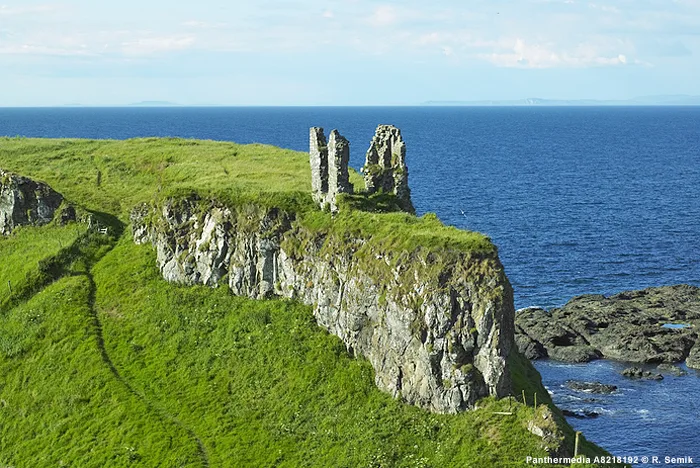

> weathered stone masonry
[309,124,414,213]
[309,127,353,211]
[361,125,414,213]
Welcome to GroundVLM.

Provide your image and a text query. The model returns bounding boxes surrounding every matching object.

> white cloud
[367,5,398,27]
[0,4,57,16]
[0,1,687,67]
[0,43,94,56]
[0,27,199,58]
[120,36,196,56]
[478,38,636,68]
[182,21,208,28]
[182,20,227,29]
[588,3,621,14]
[416,32,440,46]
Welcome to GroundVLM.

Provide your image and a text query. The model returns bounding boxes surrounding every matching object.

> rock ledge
[515,285,700,368]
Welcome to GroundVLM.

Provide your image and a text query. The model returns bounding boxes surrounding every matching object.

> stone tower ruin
[361,125,414,213]
[309,127,353,211]
[309,124,414,213]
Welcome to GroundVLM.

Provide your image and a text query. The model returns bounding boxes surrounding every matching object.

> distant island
[423,95,700,106]
[128,101,180,107]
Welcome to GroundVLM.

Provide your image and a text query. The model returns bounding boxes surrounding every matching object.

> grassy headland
[0,137,613,467]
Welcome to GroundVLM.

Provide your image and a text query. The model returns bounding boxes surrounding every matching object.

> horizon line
[4,104,700,109]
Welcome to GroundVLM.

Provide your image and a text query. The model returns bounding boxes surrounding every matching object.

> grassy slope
[0,137,612,467]
[0,224,85,310]
[0,137,334,217]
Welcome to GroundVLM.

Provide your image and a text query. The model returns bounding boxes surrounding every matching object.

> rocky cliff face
[131,197,514,413]
[0,169,65,235]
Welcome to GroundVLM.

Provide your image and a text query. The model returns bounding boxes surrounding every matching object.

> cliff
[127,125,518,413]
[131,197,514,413]
[0,137,615,465]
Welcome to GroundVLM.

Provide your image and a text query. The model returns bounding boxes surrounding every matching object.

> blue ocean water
[1,106,699,464]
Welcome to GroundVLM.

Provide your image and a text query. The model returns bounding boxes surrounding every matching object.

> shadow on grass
[0,211,124,313]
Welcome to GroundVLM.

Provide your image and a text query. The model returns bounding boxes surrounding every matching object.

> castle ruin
[309,127,353,211]
[309,125,414,213]
[361,125,414,213]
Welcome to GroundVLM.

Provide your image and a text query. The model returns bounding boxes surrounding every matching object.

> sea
[1,106,699,465]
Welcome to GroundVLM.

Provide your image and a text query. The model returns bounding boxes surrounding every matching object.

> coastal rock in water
[131,197,515,413]
[656,363,687,376]
[686,343,700,370]
[515,330,548,360]
[565,380,617,394]
[514,307,602,362]
[562,409,600,419]
[621,367,663,380]
[361,125,415,213]
[0,169,65,235]
[515,285,700,365]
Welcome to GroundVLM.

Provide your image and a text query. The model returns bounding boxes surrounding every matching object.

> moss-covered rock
[0,169,67,235]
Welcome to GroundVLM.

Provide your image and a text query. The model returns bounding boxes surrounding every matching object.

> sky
[1,0,700,106]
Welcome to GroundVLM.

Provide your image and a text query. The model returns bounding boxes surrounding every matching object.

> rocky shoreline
[515,285,700,369]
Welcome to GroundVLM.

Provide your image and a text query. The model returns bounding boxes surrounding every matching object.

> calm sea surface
[1,106,699,465]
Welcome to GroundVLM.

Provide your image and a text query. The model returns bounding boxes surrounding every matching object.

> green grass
[299,210,494,254]
[0,137,619,467]
[0,276,202,467]
[0,137,494,254]
[0,137,312,218]
[0,224,84,291]
[0,223,87,310]
[0,236,567,467]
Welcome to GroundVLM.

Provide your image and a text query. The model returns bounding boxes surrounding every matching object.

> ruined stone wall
[309,127,352,211]
[309,128,328,205]
[361,125,414,213]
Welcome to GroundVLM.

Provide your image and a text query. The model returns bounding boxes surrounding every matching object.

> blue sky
[1,0,699,105]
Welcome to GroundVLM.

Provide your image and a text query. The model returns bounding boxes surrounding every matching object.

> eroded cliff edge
[131,197,515,413]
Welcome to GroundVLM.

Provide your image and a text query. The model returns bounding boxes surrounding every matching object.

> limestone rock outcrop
[526,406,569,457]
[656,363,687,376]
[132,197,515,413]
[0,169,65,235]
[361,125,414,213]
[515,285,700,366]
[309,127,352,211]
